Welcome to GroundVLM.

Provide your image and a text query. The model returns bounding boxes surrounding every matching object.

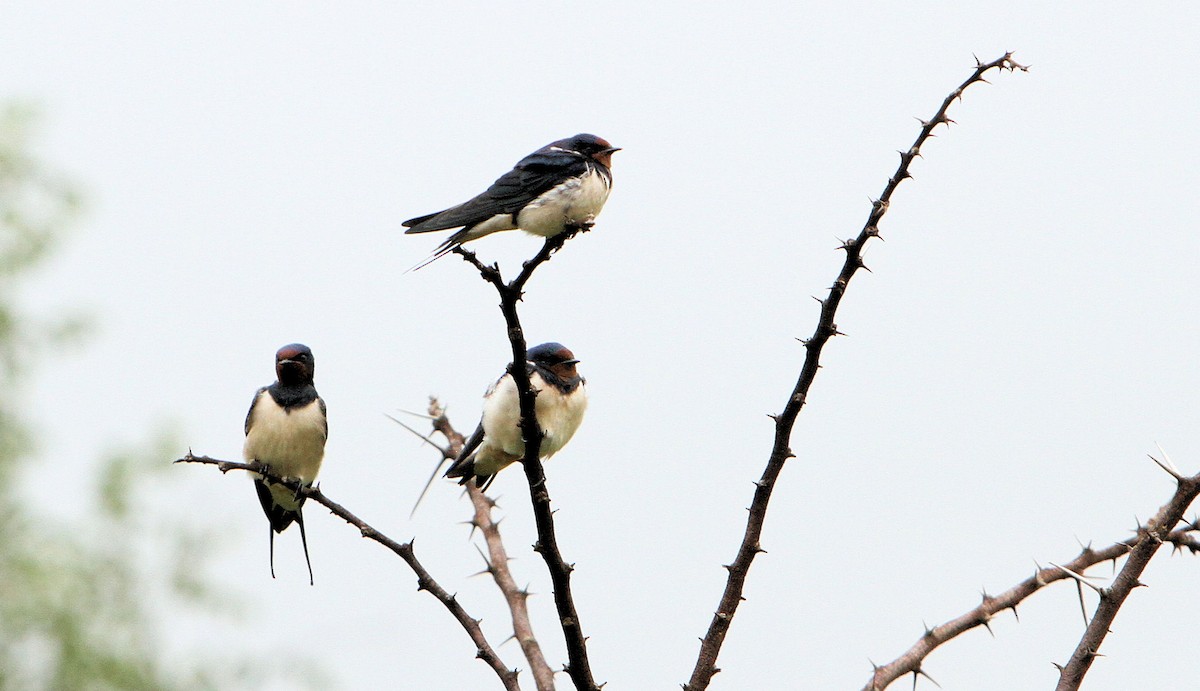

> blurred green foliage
[0,104,322,690]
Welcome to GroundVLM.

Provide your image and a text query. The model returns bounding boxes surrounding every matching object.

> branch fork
[456,226,602,691]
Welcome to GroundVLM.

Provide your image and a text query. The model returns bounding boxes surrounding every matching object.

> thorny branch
[1054,467,1200,691]
[425,400,558,691]
[174,453,521,691]
[456,225,601,691]
[865,509,1200,690]
[468,485,557,691]
[683,52,1029,691]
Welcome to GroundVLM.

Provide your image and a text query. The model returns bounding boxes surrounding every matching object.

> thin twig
[1049,562,1106,596]
[683,52,1028,691]
[426,398,558,690]
[1054,471,1200,690]
[458,225,601,691]
[468,484,558,691]
[174,453,521,691]
[863,523,1200,690]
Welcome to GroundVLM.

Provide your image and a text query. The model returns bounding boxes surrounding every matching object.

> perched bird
[243,343,327,585]
[403,133,619,267]
[449,342,588,488]
[412,343,587,510]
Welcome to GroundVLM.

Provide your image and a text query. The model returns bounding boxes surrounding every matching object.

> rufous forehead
[276,344,309,361]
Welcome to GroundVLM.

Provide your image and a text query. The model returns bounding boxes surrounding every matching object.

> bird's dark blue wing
[403,153,588,233]
[410,420,487,515]
[443,421,485,478]
[449,422,486,470]
[318,396,328,438]
[244,386,268,436]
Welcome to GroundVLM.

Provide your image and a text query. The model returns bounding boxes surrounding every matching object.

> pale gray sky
[5,3,1199,689]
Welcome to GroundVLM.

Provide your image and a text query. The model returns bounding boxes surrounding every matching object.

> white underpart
[244,392,327,500]
[460,211,519,241]
[474,371,588,477]
[517,166,611,237]
[461,165,611,243]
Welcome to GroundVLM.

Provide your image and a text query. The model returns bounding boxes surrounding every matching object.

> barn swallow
[448,342,587,488]
[243,343,327,585]
[403,134,619,267]
[412,343,587,510]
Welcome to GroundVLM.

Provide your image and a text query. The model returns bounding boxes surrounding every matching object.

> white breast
[517,167,612,237]
[243,392,327,484]
[477,372,587,470]
[534,379,587,457]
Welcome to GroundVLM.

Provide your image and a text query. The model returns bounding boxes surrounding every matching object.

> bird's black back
[403,149,600,233]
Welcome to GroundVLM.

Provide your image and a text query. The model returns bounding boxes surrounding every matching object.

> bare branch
[427,398,558,691]
[1055,470,1200,690]
[684,52,1028,691]
[174,453,521,691]
[428,396,467,458]
[469,484,557,691]
[863,514,1200,690]
[458,225,601,691]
